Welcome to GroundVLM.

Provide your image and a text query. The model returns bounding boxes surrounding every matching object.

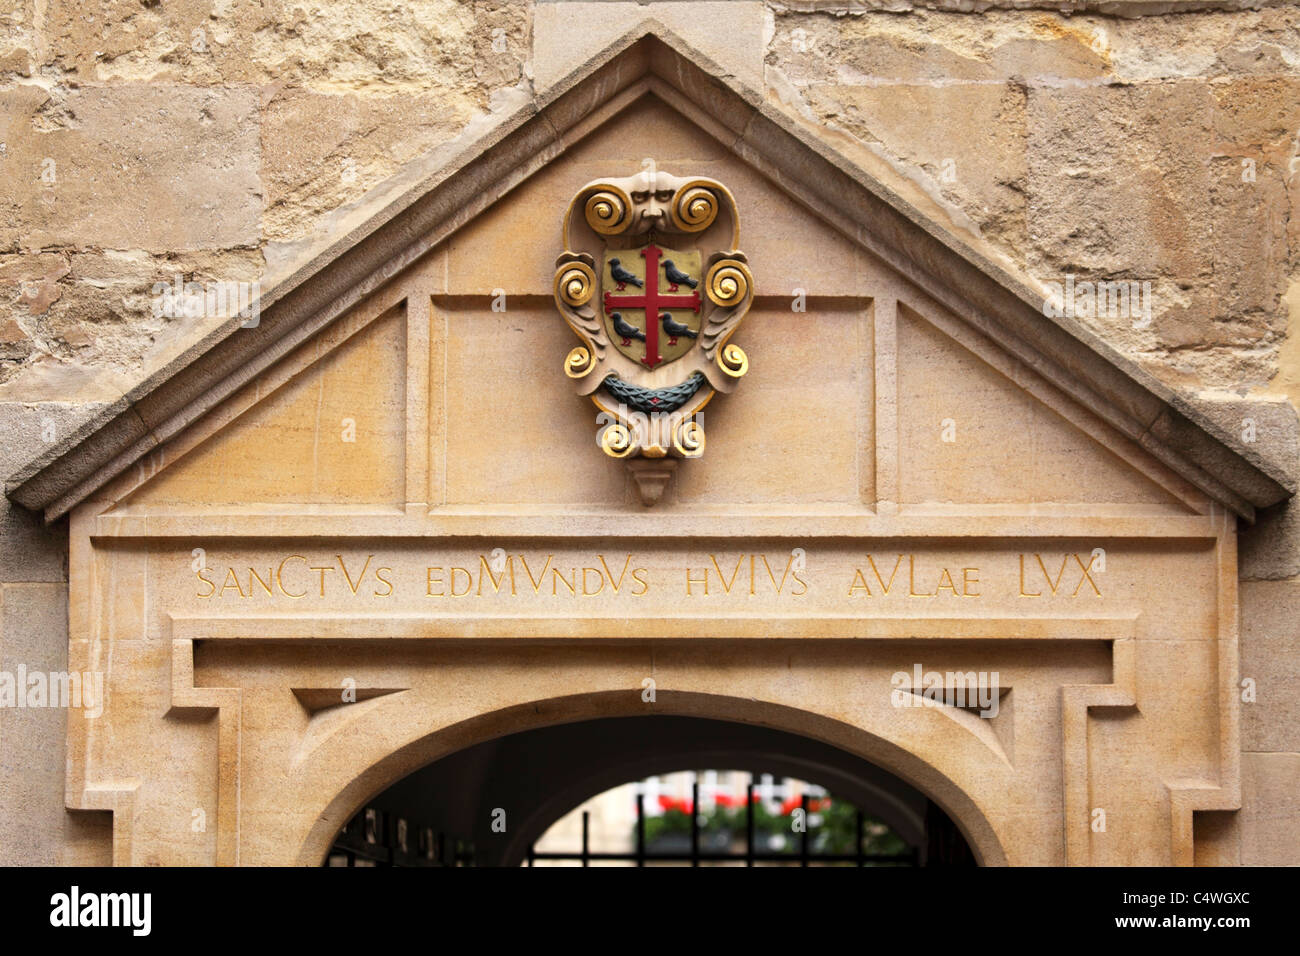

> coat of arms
[553,165,753,504]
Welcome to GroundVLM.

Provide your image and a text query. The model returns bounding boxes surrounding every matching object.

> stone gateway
[2,13,1298,877]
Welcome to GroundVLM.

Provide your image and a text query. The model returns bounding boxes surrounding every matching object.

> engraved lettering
[337,554,373,595]
[478,554,515,595]
[631,567,650,595]
[450,567,473,596]
[760,554,790,594]
[196,568,216,598]
[1019,554,1041,597]
[248,567,274,597]
[519,554,554,594]
[599,554,632,593]
[935,567,958,596]
[426,567,445,597]
[1034,553,1070,596]
[310,565,334,597]
[686,567,708,595]
[908,555,933,597]
[277,555,309,599]
[552,567,576,595]
[1072,552,1102,596]
[220,567,245,598]
[709,554,745,594]
[869,555,904,595]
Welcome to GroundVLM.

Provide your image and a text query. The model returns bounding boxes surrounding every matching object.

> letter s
[196,569,215,598]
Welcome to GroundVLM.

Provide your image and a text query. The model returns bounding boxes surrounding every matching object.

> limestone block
[1240,752,1300,866]
[533,2,768,90]
[1021,80,1289,389]
[768,6,1300,86]
[40,0,244,82]
[1231,398,1300,579]
[0,583,70,865]
[246,0,528,92]
[0,253,69,319]
[261,88,485,244]
[0,249,265,400]
[798,82,1026,249]
[1239,579,1300,753]
[36,0,529,89]
[9,84,261,253]
[1026,82,1214,280]
[769,9,1110,87]
[124,307,407,508]
[1206,78,1300,319]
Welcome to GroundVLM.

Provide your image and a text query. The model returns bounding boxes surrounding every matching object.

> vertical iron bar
[691,780,700,867]
[581,810,590,867]
[745,780,755,867]
[856,809,865,867]
[800,794,809,867]
[636,792,646,868]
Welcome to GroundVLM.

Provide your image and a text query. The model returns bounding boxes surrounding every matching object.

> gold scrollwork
[673,417,706,458]
[705,259,752,307]
[584,186,633,235]
[670,183,720,233]
[555,262,596,307]
[718,343,749,379]
[564,346,595,378]
[600,422,635,458]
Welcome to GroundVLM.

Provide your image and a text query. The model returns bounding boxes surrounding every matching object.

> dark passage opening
[324,715,976,867]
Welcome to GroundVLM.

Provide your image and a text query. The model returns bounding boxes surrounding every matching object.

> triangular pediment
[116,305,407,511]
[5,24,1293,522]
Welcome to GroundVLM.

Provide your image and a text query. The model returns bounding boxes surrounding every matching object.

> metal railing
[527,781,918,867]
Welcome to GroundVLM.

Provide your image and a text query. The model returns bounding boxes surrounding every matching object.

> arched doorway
[317,713,979,867]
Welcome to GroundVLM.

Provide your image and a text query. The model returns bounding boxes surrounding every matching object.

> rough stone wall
[1,0,1297,864]
[0,0,532,401]
[767,4,1300,397]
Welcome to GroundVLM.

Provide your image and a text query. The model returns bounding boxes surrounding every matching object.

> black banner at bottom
[0,865,1275,942]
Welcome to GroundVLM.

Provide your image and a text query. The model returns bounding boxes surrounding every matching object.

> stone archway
[297,693,1001,868]
[334,713,983,867]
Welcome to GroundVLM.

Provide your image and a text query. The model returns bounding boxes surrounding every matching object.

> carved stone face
[578,168,717,239]
[618,169,695,235]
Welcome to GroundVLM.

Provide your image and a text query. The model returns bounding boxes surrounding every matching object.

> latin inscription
[190,551,1104,602]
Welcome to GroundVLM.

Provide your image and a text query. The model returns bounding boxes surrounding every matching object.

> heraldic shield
[552,165,754,504]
